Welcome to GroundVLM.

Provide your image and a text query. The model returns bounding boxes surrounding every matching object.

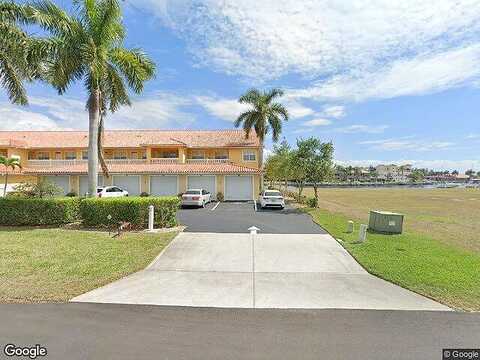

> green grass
[0,227,177,303]
[309,208,480,311]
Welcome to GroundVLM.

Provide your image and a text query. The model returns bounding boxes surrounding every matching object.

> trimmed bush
[306,197,318,208]
[0,197,81,225]
[80,196,180,228]
[216,192,224,202]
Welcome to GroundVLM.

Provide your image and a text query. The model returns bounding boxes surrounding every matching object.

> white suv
[259,190,285,209]
[96,186,129,198]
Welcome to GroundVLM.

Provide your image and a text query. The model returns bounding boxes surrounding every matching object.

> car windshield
[185,190,201,195]
[265,191,281,197]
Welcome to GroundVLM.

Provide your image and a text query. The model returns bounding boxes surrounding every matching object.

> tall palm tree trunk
[87,90,100,197]
[259,139,264,191]
[3,170,8,197]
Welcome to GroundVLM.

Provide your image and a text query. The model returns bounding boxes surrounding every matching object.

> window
[65,151,76,160]
[0,149,7,157]
[214,150,228,159]
[113,150,127,159]
[162,150,178,158]
[243,150,256,162]
[191,150,205,160]
[37,152,49,160]
[82,151,88,160]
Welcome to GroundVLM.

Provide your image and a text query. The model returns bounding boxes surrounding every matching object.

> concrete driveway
[177,201,326,234]
[73,232,449,310]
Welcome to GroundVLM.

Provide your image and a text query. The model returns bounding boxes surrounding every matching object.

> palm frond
[239,88,261,104]
[0,50,28,105]
[27,0,74,37]
[264,88,284,103]
[109,47,155,93]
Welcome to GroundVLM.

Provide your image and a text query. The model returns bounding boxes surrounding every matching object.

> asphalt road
[177,201,326,233]
[0,304,478,360]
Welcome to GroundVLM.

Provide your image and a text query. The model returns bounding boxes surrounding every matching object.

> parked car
[259,189,285,209]
[96,186,129,198]
[181,189,212,207]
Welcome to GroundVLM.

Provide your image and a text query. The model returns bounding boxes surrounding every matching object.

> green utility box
[368,211,404,234]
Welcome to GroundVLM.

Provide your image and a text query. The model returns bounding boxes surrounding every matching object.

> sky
[1,0,480,172]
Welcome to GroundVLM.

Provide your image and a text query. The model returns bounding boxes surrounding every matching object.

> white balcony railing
[28,159,87,167]
[150,158,179,164]
[186,158,230,164]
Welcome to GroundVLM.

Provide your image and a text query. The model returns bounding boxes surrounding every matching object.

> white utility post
[148,205,154,232]
[358,224,368,243]
[248,226,260,235]
[347,220,354,233]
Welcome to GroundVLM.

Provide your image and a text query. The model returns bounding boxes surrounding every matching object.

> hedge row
[0,197,81,225]
[80,197,180,228]
[0,196,180,228]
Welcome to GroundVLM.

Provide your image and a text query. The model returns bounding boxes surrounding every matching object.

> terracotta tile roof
[0,129,260,149]
[22,162,261,175]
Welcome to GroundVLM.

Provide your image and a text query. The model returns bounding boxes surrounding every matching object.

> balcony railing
[27,158,180,167]
[186,158,230,164]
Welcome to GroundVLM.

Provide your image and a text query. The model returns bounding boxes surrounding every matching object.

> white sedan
[259,189,285,209]
[96,186,129,198]
[181,189,212,207]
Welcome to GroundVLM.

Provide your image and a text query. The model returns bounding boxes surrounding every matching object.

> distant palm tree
[27,0,155,196]
[0,156,22,196]
[235,88,289,170]
[0,2,47,104]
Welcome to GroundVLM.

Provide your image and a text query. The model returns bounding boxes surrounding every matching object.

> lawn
[0,228,177,303]
[303,187,480,252]
[304,188,480,311]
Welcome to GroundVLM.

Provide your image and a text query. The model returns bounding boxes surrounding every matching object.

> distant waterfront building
[375,164,412,182]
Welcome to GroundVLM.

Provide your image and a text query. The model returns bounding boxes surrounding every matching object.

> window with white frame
[113,150,127,159]
[65,151,76,160]
[37,152,50,160]
[191,150,205,159]
[214,150,228,159]
[242,150,256,161]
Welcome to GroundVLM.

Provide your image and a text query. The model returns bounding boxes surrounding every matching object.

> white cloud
[0,105,62,130]
[466,133,480,139]
[336,159,480,172]
[195,96,249,122]
[359,137,455,151]
[0,92,195,130]
[335,124,388,134]
[321,105,345,119]
[136,0,480,102]
[303,118,332,127]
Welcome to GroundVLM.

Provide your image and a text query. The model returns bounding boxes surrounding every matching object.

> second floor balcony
[27,157,231,168]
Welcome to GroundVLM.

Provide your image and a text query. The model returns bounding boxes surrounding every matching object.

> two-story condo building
[0,130,262,200]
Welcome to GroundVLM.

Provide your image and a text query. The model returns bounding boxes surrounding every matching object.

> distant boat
[437,183,460,188]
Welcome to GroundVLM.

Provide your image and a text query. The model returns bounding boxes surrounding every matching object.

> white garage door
[112,175,141,196]
[79,175,104,196]
[187,175,216,198]
[150,176,178,196]
[225,175,253,201]
[44,176,70,195]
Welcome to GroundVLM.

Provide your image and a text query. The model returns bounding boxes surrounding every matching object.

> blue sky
[1,0,480,171]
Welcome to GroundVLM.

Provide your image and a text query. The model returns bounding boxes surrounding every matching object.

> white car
[259,189,285,209]
[181,189,212,207]
[96,186,129,198]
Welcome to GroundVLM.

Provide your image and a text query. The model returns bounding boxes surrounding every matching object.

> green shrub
[216,192,224,202]
[66,191,77,197]
[80,196,180,228]
[140,192,150,197]
[13,181,63,198]
[306,197,318,208]
[0,197,81,225]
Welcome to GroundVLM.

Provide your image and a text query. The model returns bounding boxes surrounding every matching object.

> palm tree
[0,1,47,104]
[235,88,289,171]
[27,0,155,196]
[0,156,22,196]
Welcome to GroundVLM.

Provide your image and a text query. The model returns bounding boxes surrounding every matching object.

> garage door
[44,175,70,195]
[112,175,141,196]
[187,175,216,198]
[79,175,104,196]
[225,175,253,201]
[150,176,178,196]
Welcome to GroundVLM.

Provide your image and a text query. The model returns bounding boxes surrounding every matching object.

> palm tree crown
[1,155,22,196]
[235,88,289,143]
[25,0,155,196]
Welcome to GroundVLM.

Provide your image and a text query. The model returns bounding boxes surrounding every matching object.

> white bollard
[248,226,260,235]
[358,224,368,243]
[347,220,354,233]
[148,205,154,232]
